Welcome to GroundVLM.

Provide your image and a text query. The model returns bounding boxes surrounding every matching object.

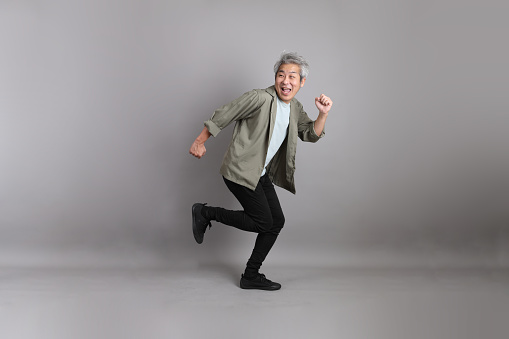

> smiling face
[274,63,306,104]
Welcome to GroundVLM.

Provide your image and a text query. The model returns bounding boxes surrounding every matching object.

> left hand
[315,94,333,115]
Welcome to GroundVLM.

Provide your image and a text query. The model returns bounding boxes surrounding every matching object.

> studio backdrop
[1,0,507,268]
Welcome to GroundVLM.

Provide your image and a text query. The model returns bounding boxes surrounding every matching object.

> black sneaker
[192,203,212,244]
[240,273,281,291]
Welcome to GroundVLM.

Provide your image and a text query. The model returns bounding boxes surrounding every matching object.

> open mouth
[281,87,291,95]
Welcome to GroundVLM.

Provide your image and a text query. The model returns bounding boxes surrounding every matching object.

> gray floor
[1,265,508,339]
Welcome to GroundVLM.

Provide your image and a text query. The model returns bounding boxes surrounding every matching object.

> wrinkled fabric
[204,86,324,194]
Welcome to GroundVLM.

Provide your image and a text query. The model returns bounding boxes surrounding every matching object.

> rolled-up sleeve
[297,109,324,142]
[204,90,261,137]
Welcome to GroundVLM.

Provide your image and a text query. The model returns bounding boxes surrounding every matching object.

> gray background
[1,0,508,269]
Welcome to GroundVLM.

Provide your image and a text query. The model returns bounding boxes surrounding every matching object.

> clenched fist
[189,140,207,159]
[315,94,333,115]
[189,127,212,159]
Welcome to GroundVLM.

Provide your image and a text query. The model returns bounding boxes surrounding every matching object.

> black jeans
[204,174,285,276]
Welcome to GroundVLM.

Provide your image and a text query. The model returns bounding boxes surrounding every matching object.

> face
[274,63,306,104]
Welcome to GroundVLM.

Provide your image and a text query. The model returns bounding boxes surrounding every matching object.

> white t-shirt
[261,97,290,176]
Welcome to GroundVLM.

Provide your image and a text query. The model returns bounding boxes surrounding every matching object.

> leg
[204,176,275,233]
[244,174,285,277]
[193,176,273,244]
[202,175,285,275]
[194,175,284,290]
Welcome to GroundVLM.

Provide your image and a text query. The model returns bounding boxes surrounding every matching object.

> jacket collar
[265,85,277,98]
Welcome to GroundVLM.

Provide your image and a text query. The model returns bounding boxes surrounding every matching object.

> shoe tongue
[243,273,258,280]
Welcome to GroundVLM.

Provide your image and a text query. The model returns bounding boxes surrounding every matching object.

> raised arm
[313,94,332,136]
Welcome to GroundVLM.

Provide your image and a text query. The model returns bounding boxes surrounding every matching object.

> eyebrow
[278,70,298,74]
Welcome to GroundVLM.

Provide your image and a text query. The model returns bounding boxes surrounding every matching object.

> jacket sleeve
[297,105,325,142]
[204,90,261,137]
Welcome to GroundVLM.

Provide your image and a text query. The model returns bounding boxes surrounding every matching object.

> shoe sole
[192,203,203,244]
[240,280,281,291]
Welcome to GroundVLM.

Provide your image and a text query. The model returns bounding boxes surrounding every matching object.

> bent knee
[262,214,285,234]
[275,214,285,228]
[253,212,285,233]
[255,215,274,233]
[271,214,285,234]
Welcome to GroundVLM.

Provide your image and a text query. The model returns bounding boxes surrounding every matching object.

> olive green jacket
[204,86,324,194]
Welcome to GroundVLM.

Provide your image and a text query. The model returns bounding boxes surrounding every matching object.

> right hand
[189,140,206,159]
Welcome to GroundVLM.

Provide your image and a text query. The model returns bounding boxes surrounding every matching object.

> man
[189,52,332,290]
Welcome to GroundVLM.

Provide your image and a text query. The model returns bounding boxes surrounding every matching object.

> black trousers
[204,174,285,276]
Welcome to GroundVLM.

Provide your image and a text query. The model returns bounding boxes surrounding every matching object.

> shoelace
[258,274,270,282]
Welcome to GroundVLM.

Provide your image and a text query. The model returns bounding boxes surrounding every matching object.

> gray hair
[273,51,309,80]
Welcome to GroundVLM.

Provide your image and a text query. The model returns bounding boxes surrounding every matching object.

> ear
[300,77,306,88]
